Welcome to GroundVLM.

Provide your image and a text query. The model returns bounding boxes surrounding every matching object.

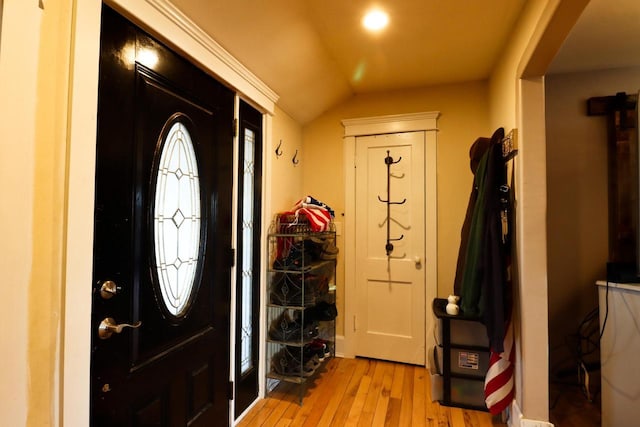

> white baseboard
[335,334,345,357]
[509,400,523,427]
[509,401,554,427]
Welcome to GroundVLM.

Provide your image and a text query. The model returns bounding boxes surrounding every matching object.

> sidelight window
[240,128,256,373]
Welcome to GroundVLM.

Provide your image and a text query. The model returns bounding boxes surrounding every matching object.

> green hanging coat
[459,148,490,317]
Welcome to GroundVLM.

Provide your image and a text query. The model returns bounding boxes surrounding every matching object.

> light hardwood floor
[237,357,502,427]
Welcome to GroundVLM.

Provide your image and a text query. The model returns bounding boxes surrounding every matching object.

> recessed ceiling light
[362,9,389,32]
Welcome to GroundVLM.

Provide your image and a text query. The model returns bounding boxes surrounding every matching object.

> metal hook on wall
[275,140,283,157]
[292,149,299,165]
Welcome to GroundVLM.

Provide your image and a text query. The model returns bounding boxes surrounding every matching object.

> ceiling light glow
[362,9,389,32]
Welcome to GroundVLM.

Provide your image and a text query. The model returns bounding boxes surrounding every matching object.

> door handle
[98,317,142,339]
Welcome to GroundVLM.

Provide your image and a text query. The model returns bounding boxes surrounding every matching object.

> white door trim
[341,112,439,364]
[64,1,276,425]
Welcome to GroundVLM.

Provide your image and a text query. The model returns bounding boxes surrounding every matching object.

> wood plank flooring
[237,357,502,427]
[549,379,601,427]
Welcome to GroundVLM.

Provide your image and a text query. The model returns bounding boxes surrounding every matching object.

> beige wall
[302,81,490,335]
[545,66,640,377]
[489,1,547,132]
[269,106,304,214]
[0,1,38,424]
[0,0,74,425]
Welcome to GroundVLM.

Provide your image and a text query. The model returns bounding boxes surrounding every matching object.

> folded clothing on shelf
[293,195,334,232]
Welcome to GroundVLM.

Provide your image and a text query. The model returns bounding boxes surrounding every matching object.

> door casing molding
[341,112,439,364]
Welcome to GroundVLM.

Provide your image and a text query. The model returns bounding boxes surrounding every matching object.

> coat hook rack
[377,150,406,256]
[501,129,518,160]
[275,140,283,157]
[292,149,299,165]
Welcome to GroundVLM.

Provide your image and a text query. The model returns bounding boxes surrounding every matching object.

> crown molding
[341,111,440,137]
[111,0,279,113]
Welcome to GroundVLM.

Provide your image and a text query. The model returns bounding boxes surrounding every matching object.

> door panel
[355,132,426,365]
[234,100,263,417]
[91,7,234,426]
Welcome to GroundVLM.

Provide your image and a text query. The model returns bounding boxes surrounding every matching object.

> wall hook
[292,149,299,165]
[275,140,283,157]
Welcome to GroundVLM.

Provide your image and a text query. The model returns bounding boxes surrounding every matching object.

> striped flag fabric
[484,317,515,414]
[293,196,334,232]
[296,206,331,232]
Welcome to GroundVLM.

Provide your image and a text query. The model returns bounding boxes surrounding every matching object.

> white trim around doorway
[341,112,439,365]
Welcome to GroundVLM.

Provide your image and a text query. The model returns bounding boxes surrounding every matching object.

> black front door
[91,6,234,426]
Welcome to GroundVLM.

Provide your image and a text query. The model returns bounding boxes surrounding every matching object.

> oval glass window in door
[153,117,202,317]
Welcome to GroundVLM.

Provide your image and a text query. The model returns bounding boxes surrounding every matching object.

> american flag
[294,196,333,232]
[484,317,515,414]
[295,205,331,232]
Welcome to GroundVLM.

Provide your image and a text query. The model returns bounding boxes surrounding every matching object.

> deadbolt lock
[98,280,121,299]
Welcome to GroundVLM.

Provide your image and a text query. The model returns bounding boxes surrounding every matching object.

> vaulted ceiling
[170,0,526,123]
[169,0,640,124]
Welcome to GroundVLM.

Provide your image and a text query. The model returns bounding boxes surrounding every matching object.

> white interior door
[354,131,425,365]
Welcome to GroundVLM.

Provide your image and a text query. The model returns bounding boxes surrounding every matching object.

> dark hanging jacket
[479,131,510,352]
[459,127,511,352]
[453,136,492,296]
[458,146,491,316]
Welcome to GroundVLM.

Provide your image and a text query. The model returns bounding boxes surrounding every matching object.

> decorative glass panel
[240,128,255,374]
[153,120,201,317]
